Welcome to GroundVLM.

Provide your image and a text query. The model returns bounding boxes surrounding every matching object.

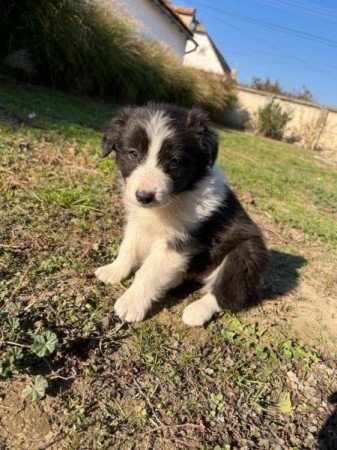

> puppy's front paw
[114,291,149,323]
[95,263,124,285]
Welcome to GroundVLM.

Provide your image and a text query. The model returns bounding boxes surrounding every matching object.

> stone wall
[226,85,337,152]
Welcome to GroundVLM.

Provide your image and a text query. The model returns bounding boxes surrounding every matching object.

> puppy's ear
[102,108,131,157]
[187,107,218,166]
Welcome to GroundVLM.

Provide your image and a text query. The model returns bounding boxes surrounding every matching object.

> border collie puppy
[95,104,268,326]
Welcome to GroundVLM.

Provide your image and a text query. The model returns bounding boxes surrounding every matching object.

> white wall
[184,32,225,75]
[115,0,188,57]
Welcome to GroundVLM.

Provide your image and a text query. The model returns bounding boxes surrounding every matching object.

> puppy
[95,104,268,326]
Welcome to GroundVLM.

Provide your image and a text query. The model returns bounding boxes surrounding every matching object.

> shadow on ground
[263,249,307,299]
[318,392,337,449]
[148,249,307,319]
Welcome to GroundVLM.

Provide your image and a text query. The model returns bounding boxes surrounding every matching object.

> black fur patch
[156,105,219,194]
[117,124,150,180]
[102,109,150,179]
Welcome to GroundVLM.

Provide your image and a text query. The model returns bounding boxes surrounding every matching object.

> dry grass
[0,0,234,115]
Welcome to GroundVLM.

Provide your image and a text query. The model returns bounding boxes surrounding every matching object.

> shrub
[256,102,291,139]
[250,77,315,102]
[0,0,234,116]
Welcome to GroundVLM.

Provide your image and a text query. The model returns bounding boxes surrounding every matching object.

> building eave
[207,33,231,74]
[151,0,195,40]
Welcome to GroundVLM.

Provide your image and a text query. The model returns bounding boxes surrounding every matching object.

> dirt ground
[250,210,337,354]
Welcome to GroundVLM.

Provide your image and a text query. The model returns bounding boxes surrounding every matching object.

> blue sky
[178,0,337,107]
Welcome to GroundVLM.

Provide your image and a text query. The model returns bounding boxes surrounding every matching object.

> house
[115,0,196,58]
[184,21,232,79]
[168,2,232,79]
[114,0,232,80]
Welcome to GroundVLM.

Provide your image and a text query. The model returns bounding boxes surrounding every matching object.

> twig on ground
[66,164,103,175]
[0,243,24,249]
[134,379,165,427]
[93,322,126,339]
[0,340,30,348]
[43,357,75,381]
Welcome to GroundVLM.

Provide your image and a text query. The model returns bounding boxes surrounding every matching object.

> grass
[0,79,337,449]
[218,128,337,245]
[34,185,100,211]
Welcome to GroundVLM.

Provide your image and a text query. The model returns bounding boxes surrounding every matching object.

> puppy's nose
[136,189,155,204]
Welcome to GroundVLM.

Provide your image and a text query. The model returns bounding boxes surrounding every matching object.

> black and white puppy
[95,104,268,326]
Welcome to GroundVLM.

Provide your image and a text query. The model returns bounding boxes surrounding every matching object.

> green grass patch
[218,128,337,246]
[34,185,100,211]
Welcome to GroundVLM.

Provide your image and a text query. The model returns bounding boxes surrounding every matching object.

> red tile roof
[157,0,194,38]
[170,5,196,16]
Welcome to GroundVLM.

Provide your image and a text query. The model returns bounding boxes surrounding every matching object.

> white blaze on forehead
[142,110,174,165]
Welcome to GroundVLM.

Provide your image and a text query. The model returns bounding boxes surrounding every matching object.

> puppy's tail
[211,236,268,312]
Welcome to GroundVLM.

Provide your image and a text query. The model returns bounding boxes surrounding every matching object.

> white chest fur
[124,164,227,248]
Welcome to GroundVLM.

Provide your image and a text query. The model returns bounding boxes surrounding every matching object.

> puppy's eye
[128,149,139,160]
[170,157,180,168]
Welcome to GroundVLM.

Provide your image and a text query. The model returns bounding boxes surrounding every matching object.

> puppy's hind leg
[182,236,268,326]
[182,292,221,326]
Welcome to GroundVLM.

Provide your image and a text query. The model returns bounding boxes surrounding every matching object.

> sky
[178,0,337,107]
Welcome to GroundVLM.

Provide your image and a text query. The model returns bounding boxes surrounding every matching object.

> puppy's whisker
[169,196,183,213]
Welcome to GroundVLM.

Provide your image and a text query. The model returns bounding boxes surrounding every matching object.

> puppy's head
[102,104,218,207]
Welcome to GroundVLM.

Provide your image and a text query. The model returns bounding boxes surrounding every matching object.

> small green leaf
[229,317,245,331]
[215,393,224,402]
[269,352,278,364]
[282,339,293,350]
[282,349,293,359]
[3,317,21,340]
[7,346,23,363]
[140,408,147,417]
[31,330,58,357]
[223,330,236,341]
[4,317,20,331]
[278,392,293,414]
[256,346,268,360]
[22,375,49,401]
[280,339,294,359]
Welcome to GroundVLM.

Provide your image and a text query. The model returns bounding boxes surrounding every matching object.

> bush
[256,102,291,139]
[0,0,234,116]
[250,77,315,102]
